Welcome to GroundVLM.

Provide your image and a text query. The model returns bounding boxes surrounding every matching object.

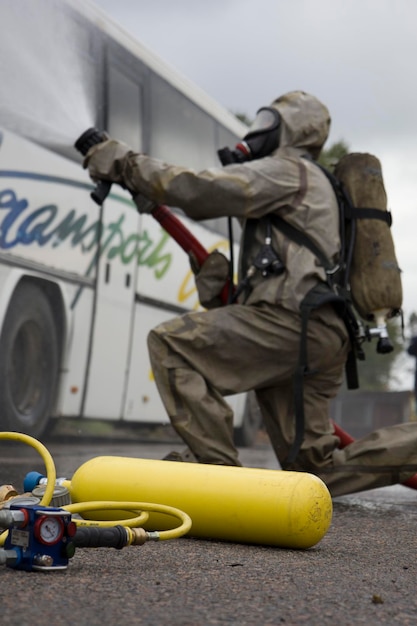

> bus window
[150,74,217,169]
[107,65,143,152]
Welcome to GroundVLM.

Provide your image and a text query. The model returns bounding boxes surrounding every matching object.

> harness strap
[352,207,392,226]
[240,218,258,280]
[270,214,335,275]
[284,283,356,465]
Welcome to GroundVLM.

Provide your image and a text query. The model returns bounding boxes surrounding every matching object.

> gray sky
[93,0,417,323]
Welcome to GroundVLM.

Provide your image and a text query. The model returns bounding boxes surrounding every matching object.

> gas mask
[218,107,281,165]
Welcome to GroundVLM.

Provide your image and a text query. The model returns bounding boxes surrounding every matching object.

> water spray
[1,1,95,151]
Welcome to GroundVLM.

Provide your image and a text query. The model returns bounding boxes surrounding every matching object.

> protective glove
[191,250,230,309]
[83,139,156,214]
[83,138,133,185]
[132,193,157,215]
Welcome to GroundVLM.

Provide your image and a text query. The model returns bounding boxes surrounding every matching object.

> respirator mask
[218,107,281,166]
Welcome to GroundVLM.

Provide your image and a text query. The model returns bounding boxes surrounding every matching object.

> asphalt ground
[0,426,416,626]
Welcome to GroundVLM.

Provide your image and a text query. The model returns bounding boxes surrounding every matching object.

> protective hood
[270,91,331,159]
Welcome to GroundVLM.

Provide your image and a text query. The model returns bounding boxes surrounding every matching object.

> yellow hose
[65,502,150,529]
[0,431,57,547]
[0,431,57,506]
[65,501,192,540]
[0,432,192,546]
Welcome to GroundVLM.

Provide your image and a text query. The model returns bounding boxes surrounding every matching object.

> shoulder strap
[269,214,335,275]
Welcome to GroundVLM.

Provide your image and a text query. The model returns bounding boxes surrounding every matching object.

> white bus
[0,0,261,445]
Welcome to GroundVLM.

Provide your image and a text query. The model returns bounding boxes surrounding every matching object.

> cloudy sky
[92,0,417,326]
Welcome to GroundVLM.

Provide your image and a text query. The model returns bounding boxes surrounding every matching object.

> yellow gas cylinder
[67,456,332,549]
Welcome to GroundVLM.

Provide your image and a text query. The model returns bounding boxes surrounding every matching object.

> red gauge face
[34,515,65,545]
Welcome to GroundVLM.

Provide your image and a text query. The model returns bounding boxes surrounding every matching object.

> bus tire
[0,282,59,438]
[234,391,263,447]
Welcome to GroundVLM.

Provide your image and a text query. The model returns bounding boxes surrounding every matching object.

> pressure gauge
[34,513,65,545]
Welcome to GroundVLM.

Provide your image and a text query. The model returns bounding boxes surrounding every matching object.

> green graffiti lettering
[82,215,125,279]
[106,215,126,260]
[136,229,153,261]
[120,233,140,264]
[140,229,171,279]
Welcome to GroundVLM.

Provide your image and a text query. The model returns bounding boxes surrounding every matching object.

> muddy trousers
[147,302,417,497]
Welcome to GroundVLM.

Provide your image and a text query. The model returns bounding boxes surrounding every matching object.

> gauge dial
[34,514,65,545]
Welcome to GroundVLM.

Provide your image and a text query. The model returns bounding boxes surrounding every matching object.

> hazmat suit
[85,90,417,497]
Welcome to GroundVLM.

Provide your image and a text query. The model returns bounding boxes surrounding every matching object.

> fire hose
[75,128,417,493]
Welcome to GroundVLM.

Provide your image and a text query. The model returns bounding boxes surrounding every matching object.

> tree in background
[234,112,252,126]
[318,140,350,170]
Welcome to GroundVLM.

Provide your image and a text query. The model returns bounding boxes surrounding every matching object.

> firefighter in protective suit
[84,90,417,497]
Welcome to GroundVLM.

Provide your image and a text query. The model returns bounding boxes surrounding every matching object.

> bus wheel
[234,391,263,447]
[0,282,59,438]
